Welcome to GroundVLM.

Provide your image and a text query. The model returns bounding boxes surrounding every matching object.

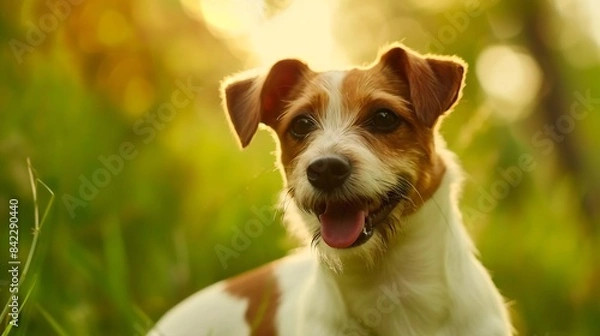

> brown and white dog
[150,43,513,336]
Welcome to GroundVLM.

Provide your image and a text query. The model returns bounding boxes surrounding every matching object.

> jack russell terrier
[150,43,513,336]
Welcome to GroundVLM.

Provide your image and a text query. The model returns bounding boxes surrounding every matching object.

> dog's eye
[289,115,316,139]
[368,108,402,133]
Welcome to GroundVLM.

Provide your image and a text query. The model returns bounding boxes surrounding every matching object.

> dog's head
[221,44,466,270]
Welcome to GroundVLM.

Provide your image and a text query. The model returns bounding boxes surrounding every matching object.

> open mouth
[313,184,407,249]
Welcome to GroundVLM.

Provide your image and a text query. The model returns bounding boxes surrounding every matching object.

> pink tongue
[319,204,367,249]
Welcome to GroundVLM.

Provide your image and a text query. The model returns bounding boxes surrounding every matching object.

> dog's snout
[307,155,351,191]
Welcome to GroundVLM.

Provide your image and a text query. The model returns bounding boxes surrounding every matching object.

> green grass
[1,159,55,335]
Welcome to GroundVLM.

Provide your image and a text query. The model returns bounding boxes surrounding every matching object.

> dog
[150,43,513,336]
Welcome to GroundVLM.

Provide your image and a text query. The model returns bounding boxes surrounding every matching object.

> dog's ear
[221,59,310,148]
[379,44,466,127]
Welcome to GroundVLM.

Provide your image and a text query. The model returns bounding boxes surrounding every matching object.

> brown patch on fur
[225,263,280,336]
[275,76,331,177]
[221,59,317,148]
[340,62,449,213]
[378,45,466,127]
[405,155,447,215]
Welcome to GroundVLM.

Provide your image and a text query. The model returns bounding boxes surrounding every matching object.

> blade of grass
[133,304,154,329]
[1,277,37,336]
[36,305,68,336]
[19,158,55,285]
[102,215,134,331]
[132,304,155,335]
[0,158,54,329]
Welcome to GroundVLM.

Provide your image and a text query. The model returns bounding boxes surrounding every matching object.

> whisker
[311,231,321,248]
[402,176,452,230]
[287,186,296,198]
[398,177,421,211]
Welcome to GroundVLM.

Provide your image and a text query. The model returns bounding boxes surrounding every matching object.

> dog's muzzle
[305,155,404,249]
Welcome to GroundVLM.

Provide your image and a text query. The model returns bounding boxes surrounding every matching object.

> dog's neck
[307,148,474,334]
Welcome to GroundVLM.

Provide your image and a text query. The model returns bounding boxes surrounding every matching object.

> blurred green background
[1,0,599,335]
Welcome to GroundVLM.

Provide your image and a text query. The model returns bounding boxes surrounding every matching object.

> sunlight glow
[191,0,349,69]
[197,0,263,39]
[248,0,349,69]
[580,0,600,47]
[554,0,600,47]
[406,0,456,12]
[476,45,542,121]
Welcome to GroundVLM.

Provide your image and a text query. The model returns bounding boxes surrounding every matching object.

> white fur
[149,282,250,336]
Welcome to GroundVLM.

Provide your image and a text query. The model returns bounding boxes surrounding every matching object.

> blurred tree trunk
[520,0,600,234]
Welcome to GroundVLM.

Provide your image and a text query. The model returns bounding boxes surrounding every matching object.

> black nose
[306,155,351,191]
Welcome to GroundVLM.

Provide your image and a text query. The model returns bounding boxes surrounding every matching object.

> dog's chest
[325,263,452,335]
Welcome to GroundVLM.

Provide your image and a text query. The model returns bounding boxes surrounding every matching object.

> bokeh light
[476,45,542,121]
[186,0,350,69]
